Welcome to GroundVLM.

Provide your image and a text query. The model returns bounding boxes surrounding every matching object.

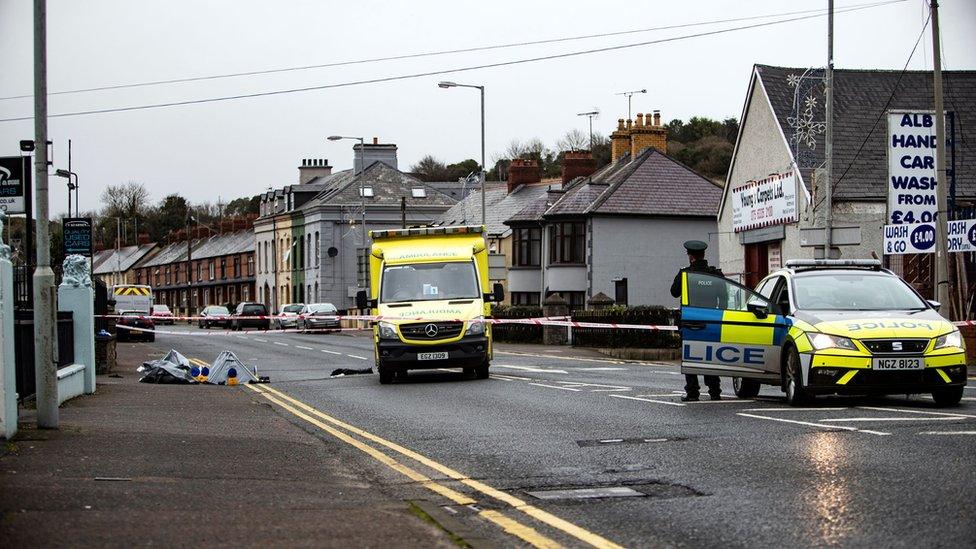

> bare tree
[502,139,526,160]
[523,138,548,158]
[556,129,589,152]
[100,181,149,218]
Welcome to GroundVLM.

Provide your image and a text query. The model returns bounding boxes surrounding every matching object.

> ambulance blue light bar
[785,259,882,269]
[370,225,484,239]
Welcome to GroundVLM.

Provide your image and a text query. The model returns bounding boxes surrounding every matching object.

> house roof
[755,64,976,201]
[92,243,157,275]
[135,230,253,268]
[306,161,456,209]
[436,182,550,236]
[506,148,722,223]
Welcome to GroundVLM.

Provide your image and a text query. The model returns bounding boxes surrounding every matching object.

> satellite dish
[327,246,338,258]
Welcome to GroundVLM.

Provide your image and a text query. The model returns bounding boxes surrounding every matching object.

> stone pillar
[587,292,615,311]
[0,213,16,438]
[58,255,96,395]
[543,293,569,346]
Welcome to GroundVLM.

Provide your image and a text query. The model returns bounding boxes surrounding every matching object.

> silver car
[275,303,305,329]
[297,303,341,333]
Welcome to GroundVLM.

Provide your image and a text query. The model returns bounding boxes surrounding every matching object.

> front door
[680,271,787,381]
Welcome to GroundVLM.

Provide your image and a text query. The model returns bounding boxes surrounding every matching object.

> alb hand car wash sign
[887,111,939,225]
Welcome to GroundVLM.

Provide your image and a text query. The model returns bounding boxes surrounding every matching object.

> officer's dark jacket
[670,259,725,299]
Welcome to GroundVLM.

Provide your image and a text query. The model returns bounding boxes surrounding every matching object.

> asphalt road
[140,325,976,548]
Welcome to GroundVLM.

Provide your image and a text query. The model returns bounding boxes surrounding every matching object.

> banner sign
[62,217,94,257]
[884,222,936,255]
[887,111,938,225]
[0,156,28,215]
[731,171,798,232]
[948,219,976,253]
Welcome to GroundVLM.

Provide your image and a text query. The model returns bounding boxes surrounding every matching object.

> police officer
[670,240,723,402]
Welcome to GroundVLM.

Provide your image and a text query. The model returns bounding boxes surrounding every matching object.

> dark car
[297,303,341,333]
[117,310,155,342]
[198,305,231,329]
[231,302,270,331]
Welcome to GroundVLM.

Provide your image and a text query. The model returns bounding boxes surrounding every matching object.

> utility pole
[185,213,193,317]
[401,196,407,229]
[824,0,834,254]
[33,0,58,428]
[931,0,950,309]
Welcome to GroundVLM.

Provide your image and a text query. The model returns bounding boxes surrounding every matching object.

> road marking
[743,407,853,412]
[235,335,247,340]
[858,406,976,419]
[491,373,532,381]
[610,394,685,407]
[918,431,976,435]
[347,354,369,360]
[529,382,580,392]
[573,367,628,371]
[686,399,755,404]
[321,349,342,355]
[296,345,313,350]
[478,510,560,549]
[273,341,289,347]
[493,364,568,374]
[819,416,966,422]
[737,413,891,436]
[254,338,268,343]
[251,384,623,549]
[496,351,626,365]
[636,393,684,398]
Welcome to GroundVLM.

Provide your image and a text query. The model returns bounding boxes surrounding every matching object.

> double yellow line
[243,382,623,549]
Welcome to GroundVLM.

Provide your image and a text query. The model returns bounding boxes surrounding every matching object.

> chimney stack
[561,151,596,185]
[630,108,668,157]
[610,118,631,162]
[298,158,332,184]
[353,139,399,172]
[506,158,541,192]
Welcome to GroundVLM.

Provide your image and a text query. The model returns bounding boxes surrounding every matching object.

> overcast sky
[0,0,973,217]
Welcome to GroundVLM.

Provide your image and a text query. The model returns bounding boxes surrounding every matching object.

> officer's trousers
[684,374,721,397]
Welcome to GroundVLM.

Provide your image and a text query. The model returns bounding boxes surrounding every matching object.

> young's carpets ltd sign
[731,171,798,233]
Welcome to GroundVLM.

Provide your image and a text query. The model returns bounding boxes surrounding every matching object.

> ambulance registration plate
[872,357,923,370]
[418,352,449,361]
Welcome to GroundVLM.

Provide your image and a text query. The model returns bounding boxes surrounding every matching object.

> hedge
[571,306,679,349]
[491,305,544,343]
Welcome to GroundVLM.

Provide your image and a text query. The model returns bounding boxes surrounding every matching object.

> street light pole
[931,0,950,310]
[33,0,58,429]
[438,81,487,227]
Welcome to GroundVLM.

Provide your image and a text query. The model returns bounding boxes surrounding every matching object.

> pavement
[4,326,976,547]
[0,342,454,548]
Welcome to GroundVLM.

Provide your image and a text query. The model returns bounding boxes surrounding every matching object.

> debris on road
[138,350,197,384]
[331,367,374,377]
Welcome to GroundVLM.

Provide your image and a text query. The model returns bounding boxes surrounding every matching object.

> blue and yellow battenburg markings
[680,307,791,364]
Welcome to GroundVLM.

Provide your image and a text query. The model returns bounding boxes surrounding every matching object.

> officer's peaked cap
[683,240,708,252]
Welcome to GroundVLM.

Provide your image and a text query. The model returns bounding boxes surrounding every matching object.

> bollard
[95,331,116,375]
[542,294,570,346]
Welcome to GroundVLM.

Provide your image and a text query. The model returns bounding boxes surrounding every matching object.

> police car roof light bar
[784,259,882,269]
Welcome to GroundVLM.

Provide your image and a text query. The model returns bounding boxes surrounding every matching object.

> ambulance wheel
[733,377,760,399]
[784,346,812,406]
[475,361,490,380]
[932,386,964,407]
[378,366,394,384]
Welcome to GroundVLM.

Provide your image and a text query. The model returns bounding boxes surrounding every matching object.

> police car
[680,259,967,406]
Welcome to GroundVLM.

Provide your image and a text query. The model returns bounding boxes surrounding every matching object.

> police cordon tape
[113,314,681,336]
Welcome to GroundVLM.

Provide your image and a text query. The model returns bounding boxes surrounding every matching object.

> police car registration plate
[872,357,923,370]
[418,352,449,361]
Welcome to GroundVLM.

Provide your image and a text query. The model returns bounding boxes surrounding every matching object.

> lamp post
[438,81,486,227]
[54,169,77,217]
[328,135,368,292]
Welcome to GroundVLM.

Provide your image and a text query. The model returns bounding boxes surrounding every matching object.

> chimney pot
[636,113,644,127]
[626,119,633,130]
[653,110,661,126]
[617,118,625,130]
[373,137,379,145]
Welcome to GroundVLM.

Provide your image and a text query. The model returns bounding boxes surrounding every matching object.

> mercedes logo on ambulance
[424,324,439,337]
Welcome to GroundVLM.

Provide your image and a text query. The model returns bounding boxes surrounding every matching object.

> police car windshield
[381,261,480,303]
[793,273,927,310]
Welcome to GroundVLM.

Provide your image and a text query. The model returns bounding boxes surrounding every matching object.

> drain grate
[576,437,682,447]
[527,486,644,500]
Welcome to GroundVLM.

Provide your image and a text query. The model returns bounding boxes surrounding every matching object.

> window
[411,187,426,198]
[511,292,540,306]
[685,272,761,311]
[792,273,926,311]
[512,227,541,267]
[360,186,374,197]
[165,266,171,285]
[209,260,215,280]
[256,245,261,274]
[314,281,318,301]
[314,232,320,267]
[243,284,249,301]
[263,241,269,273]
[307,234,312,268]
[614,278,628,306]
[247,256,254,277]
[380,262,479,302]
[196,261,202,282]
[233,256,240,278]
[549,221,586,264]
[220,258,227,280]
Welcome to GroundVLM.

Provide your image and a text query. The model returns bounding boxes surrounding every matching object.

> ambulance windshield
[381,261,480,303]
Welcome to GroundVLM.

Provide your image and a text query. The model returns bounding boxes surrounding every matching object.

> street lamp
[54,168,78,217]
[437,81,486,227]
[328,135,368,291]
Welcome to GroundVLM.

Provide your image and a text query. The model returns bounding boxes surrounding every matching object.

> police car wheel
[784,347,812,406]
[733,377,761,399]
[932,386,964,407]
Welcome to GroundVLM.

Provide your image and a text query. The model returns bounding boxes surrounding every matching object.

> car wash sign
[887,111,939,225]
[731,171,798,232]
[0,156,28,215]
[884,222,936,255]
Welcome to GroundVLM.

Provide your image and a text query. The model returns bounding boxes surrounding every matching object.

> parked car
[198,305,231,329]
[275,303,305,330]
[117,310,155,342]
[297,303,341,333]
[151,304,175,325]
[231,302,270,331]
